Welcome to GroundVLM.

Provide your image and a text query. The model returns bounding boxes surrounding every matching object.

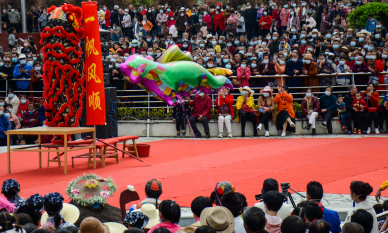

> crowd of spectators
[2,177,388,233]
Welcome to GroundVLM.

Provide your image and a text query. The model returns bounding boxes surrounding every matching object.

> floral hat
[2,179,20,193]
[66,173,117,207]
[44,192,64,206]
[124,211,150,228]
[26,194,43,210]
[216,181,237,196]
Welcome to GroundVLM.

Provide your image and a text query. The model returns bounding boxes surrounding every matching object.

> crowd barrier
[1,72,388,119]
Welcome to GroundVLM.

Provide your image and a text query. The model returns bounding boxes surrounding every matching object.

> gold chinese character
[89,91,102,110]
[87,63,101,83]
[85,36,99,57]
[85,16,95,23]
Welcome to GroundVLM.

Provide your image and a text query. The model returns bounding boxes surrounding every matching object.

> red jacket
[188,95,212,119]
[362,91,379,107]
[22,110,40,127]
[165,11,174,18]
[167,19,176,28]
[237,67,251,87]
[351,99,367,111]
[105,9,111,27]
[259,15,272,30]
[17,100,30,118]
[373,59,385,90]
[212,12,225,30]
[214,95,234,117]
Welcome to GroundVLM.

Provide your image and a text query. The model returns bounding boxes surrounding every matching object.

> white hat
[41,203,80,225]
[133,204,160,229]
[124,9,129,12]
[18,54,26,59]
[308,29,321,37]
[104,222,128,233]
[356,29,371,37]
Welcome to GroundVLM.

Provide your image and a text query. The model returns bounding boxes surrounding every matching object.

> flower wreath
[216,182,237,196]
[66,173,117,207]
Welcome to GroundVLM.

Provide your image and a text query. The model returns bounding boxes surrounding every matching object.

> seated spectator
[123,212,150,230]
[5,105,21,130]
[17,94,29,120]
[274,85,295,137]
[242,207,267,233]
[301,54,318,92]
[215,87,234,138]
[0,212,25,233]
[257,86,277,137]
[111,23,123,42]
[304,201,324,227]
[274,56,286,87]
[350,209,375,233]
[131,179,163,211]
[257,54,276,87]
[342,222,364,233]
[42,192,76,230]
[372,204,385,230]
[305,181,341,233]
[335,55,351,86]
[0,105,11,146]
[190,197,213,227]
[281,216,305,233]
[317,53,335,87]
[319,86,337,134]
[30,61,43,97]
[235,87,258,137]
[221,192,244,233]
[1,179,25,209]
[199,206,234,233]
[285,52,303,88]
[21,103,39,144]
[194,226,216,233]
[362,82,380,134]
[262,191,284,233]
[109,58,124,88]
[236,60,251,87]
[378,99,388,133]
[309,220,331,233]
[39,104,46,125]
[254,178,291,220]
[301,88,320,135]
[345,181,378,233]
[15,213,33,226]
[5,89,20,116]
[23,223,37,233]
[352,91,368,134]
[188,91,211,138]
[171,99,190,138]
[79,217,106,233]
[13,54,33,90]
[148,200,181,233]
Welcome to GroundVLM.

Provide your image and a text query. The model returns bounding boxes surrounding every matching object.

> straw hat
[41,203,80,225]
[239,86,254,96]
[200,207,235,233]
[303,54,313,60]
[356,29,371,37]
[308,29,321,37]
[132,204,160,229]
[104,222,128,233]
[80,217,109,233]
[181,226,196,233]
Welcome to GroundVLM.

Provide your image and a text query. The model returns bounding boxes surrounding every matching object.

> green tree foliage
[348,2,388,29]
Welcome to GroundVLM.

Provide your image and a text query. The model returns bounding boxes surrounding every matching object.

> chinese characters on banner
[82,1,106,125]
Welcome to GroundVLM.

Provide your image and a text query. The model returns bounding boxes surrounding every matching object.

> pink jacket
[265,215,282,233]
[227,14,238,24]
[203,15,212,28]
[279,8,289,27]
[237,67,251,87]
[8,114,21,129]
[148,223,182,233]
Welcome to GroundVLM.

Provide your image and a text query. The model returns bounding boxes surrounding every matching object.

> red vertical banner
[82,1,106,125]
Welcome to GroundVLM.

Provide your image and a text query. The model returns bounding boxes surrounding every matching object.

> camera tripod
[281,183,305,208]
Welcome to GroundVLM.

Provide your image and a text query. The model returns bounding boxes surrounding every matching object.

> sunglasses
[4,61,11,63]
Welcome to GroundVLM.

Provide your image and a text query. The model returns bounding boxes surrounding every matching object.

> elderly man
[188,92,212,138]
[110,5,120,28]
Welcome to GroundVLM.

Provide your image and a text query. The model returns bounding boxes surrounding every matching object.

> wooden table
[7,127,97,175]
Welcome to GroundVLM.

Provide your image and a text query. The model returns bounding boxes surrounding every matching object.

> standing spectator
[31,7,40,32]
[5,89,19,115]
[319,86,337,134]
[365,13,377,34]
[287,9,299,31]
[362,82,380,134]
[245,3,258,39]
[329,4,343,24]
[212,5,225,37]
[236,87,258,137]
[142,15,153,35]
[103,5,111,29]
[38,8,48,30]
[259,10,272,38]
[188,91,211,139]
[2,9,9,32]
[156,9,167,34]
[0,105,11,146]
[8,8,20,32]
[236,11,245,37]
[378,99,388,133]
[175,9,187,38]
[320,8,331,33]
[13,54,32,91]
[274,85,295,137]
[285,52,303,88]
[237,60,251,87]
[121,9,131,38]
[257,86,277,137]
[172,99,190,137]
[21,103,39,144]
[8,27,17,49]
[301,89,320,135]
[215,87,234,138]
[30,61,42,97]
[110,5,120,29]
[302,54,319,91]
[279,5,289,36]
[26,10,34,33]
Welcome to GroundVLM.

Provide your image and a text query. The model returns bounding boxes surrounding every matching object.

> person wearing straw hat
[274,85,296,137]
[301,54,319,92]
[200,206,235,233]
[215,87,234,138]
[132,204,160,231]
[257,86,277,137]
[235,86,258,137]
[104,222,129,232]
[79,217,108,233]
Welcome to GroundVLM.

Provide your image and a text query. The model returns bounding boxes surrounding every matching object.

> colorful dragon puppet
[40,4,85,143]
[120,45,234,106]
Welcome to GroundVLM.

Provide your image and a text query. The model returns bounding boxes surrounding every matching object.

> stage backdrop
[82,1,106,126]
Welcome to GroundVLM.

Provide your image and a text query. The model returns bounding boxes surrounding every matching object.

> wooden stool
[47,146,61,168]
[87,139,120,168]
[116,136,139,158]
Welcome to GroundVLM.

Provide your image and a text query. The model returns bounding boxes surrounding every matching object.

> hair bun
[361,183,373,196]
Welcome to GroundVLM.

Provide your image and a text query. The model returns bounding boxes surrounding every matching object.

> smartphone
[259,108,264,112]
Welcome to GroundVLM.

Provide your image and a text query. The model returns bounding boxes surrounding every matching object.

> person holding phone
[235,86,258,137]
[257,86,277,137]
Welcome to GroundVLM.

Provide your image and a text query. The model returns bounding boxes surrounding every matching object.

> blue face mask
[223,59,229,63]
[301,40,306,45]
[339,61,345,65]
[8,94,14,98]
[225,64,231,69]
[115,63,120,68]
[0,111,3,116]
[263,93,269,97]
[350,42,356,47]
[242,91,247,96]
[306,93,312,97]
[203,57,209,62]
[368,46,373,51]
[258,52,263,57]
[325,91,331,96]
[29,110,35,114]
[4,113,10,118]
[12,58,18,63]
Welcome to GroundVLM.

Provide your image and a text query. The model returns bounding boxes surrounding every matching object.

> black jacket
[109,67,124,85]
[269,39,281,56]
[246,8,257,26]
[0,65,15,79]
[344,93,355,112]
[171,102,190,118]
[110,10,119,27]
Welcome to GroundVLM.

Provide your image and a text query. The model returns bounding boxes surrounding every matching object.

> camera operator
[254,178,291,219]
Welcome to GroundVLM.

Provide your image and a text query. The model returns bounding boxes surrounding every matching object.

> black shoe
[348,131,352,135]
[177,131,180,137]
[304,123,312,130]
[205,133,210,139]
[320,123,327,129]
[195,132,202,138]
[312,129,316,135]
[241,132,245,137]
[380,129,385,133]
[182,130,186,136]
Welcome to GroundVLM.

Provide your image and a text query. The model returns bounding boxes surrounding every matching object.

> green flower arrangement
[66,173,117,207]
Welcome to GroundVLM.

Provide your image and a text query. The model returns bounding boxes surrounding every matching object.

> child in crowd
[190,196,213,227]
[263,191,284,233]
[336,94,347,130]
[16,94,29,120]
[147,200,181,233]
[352,92,367,134]
[237,60,251,87]
[131,179,163,212]
[304,201,324,230]
[378,99,388,133]
[171,99,190,137]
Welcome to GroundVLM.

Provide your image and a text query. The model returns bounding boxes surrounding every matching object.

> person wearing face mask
[156,8,168,34]
[279,5,289,36]
[317,53,335,87]
[319,86,337,134]
[121,9,132,39]
[301,89,320,135]
[214,87,234,138]
[175,10,187,38]
[21,103,39,144]
[256,86,277,137]
[30,61,42,98]
[4,106,21,131]
[258,54,276,86]
[365,13,377,34]
[110,23,123,42]
[285,52,304,88]
[212,3,225,37]
[237,60,251,87]
[236,11,245,37]
[345,181,378,233]
[274,85,296,137]
[0,58,15,82]
[301,54,319,92]
[109,59,124,89]
[16,94,29,120]
[13,54,32,91]
[188,9,199,35]
[102,5,111,29]
[259,10,272,39]
[287,10,300,33]
[5,89,19,116]
[171,98,190,138]
[273,57,286,86]
[352,56,371,85]
[188,91,212,138]
[268,32,281,55]
[110,5,120,30]
[0,105,11,146]
[235,87,258,137]
[202,10,212,33]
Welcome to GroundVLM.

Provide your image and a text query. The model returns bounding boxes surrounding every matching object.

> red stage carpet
[1,137,388,207]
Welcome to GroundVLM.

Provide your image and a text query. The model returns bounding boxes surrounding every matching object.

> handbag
[368,72,379,86]
[219,103,230,116]
[232,78,241,86]
[296,111,305,128]
[366,93,378,113]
